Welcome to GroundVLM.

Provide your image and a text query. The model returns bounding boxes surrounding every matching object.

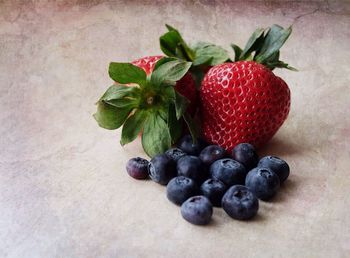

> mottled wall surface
[0,1,349,257]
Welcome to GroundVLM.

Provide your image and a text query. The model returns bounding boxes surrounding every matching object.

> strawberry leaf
[240,27,265,60]
[99,84,140,102]
[193,42,229,66]
[255,25,292,63]
[265,60,298,71]
[99,84,140,109]
[142,112,172,157]
[161,85,176,101]
[231,44,243,62]
[183,113,199,144]
[160,30,180,57]
[160,24,195,61]
[230,24,296,71]
[109,63,147,85]
[168,104,183,144]
[120,109,149,146]
[166,24,195,61]
[105,98,139,109]
[165,24,177,32]
[151,59,192,87]
[190,66,206,90]
[93,102,133,130]
[175,91,189,120]
[153,57,177,71]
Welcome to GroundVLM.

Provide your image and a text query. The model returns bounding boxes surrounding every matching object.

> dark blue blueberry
[166,176,199,205]
[222,185,259,220]
[258,156,290,183]
[200,179,227,207]
[148,154,176,185]
[245,167,280,201]
[177,155,207,183]
[209,158,247,186]
[126,157,149,179]
[199,145,226,166]
[177,134,207,155]
[165,148,186,162]
[181,196,213,225]
[231,143,259,170]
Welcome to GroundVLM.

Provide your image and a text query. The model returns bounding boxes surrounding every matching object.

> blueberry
[258,156,290,183]
[200,179,227,207]
[177,134,207,155]
[231,143,259,170]
[166,176,199,205]
[199,145,226,166]
[222,185,259,220]
[165,148,186,162]
[177,155,207,183]
[181,196,213,225]
[148,154,176,185]
[209,158,247,186]
[126,157,149,179]
[245,167,280,201]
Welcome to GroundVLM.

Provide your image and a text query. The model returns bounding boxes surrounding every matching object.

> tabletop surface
[1,1,350,257]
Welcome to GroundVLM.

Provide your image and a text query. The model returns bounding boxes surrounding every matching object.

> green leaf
[108,63,147,85]
[157,107,168,121]
[160,30,181,57]
[229,25,295,70]
[183,113,199,144]
[167,25,195,61]
[93,101,132,130]
[255,25,292,63]
[190,66,206,89]
[141,112,172,157]
[231,44,243,62]
[265,50,280,63]
[120,109,148,145]
[240,27,265,60]
[99,84,140,102]
[151,59,192,87]
[161,85,176,101]
[98,84,141,109]
[159,24,195,61]
[153,57,177,72]
[105,98,139,109]
[175,92,189,120]
[265,60,298,71]
[165,24,177,32]
[193,42,229,66]
[168,104,183,144]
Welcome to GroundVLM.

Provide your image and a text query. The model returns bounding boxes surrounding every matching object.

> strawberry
[93,24,232,157]
[199,25,295,151]
[131,55,197,115]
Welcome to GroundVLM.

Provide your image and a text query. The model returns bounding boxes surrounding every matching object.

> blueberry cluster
[126,135,290,225]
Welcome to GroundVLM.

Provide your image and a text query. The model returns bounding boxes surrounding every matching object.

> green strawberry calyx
[93,58,198,157]
[231,24,297,71]
[160,24,296,71]
[160,24,230,66]
[160,24,230,87]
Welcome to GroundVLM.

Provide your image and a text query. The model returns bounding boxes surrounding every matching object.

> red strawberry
[200,61,290,150]
[131,55,163,75]
[199,25,295,151]
[131,56,197,115]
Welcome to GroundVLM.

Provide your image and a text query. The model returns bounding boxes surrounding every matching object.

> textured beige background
[1,1,350,257]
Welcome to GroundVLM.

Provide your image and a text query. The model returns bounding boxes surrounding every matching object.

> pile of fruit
[126,136,289,225]
[94,24,295,225]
